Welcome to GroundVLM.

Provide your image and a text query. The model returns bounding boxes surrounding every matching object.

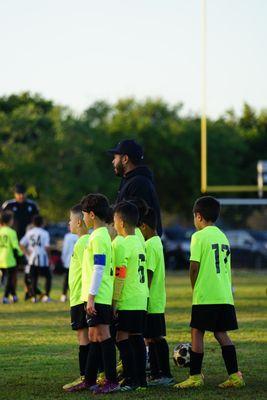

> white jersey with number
[20,227,50,267]
[61,232,78,269]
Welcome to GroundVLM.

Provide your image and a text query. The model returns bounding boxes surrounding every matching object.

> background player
[175,196,245,389]
[60,229,78,302]
[20,215,51,302]
[0,210,23,303]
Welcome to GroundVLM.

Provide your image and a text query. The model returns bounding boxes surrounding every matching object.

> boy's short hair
[33,215,43,227]
[141,207,157,231]
[70,204,83,219]
[80,193,113,224]
[193,196,220,223]
[129,197,148,226]
[0,210,13,225]
[114,201,139,227]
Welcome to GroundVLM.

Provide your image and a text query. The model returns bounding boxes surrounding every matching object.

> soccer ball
[173,343,191,367]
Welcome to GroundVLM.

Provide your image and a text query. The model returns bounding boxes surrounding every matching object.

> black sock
[79,344,90,376]
[156,338,172,378]
[129,335,147,387]
[221,345,238,375]
[117,339,136,384]
[148,342,161,379]
[85,342,101,384]
[101,338,117,382]
[190,350,204,375]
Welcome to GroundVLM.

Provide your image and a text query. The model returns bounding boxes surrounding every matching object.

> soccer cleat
[218,371,245,388]
[96,372,106,386]
[93,380,120,394]
[63,378,96,392]
[174,374,204,389]
[63,376,84,390]
[12,295,19,303]
[41,295,52,303]
[119,378,136,392]
[148,376,175,386]
[60,294,67,302]
[2,297,10,304]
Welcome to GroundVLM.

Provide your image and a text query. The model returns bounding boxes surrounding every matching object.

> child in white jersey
[20,215,51,302]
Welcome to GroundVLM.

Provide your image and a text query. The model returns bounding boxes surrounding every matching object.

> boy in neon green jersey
[113,201,148,391]
[63,204,90,392]
[175,196,245,390]
[140,208,173,386]
[0,211,22,304]
[80,193,119,395]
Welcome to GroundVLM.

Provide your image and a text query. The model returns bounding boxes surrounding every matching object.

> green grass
[0,270,267,400]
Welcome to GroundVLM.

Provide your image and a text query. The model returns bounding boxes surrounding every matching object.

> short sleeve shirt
[20,227,50,267]
[190,226,234,305]
[112,235,125,269]
[69,234,90,307]
[146,236,166,313]
[81,227,114,305]
[116,235,147,311]
[0,226,22,268]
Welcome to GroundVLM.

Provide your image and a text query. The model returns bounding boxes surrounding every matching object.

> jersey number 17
[211,244,230,273]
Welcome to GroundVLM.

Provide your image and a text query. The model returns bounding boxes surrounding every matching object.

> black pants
[3,267,17,297]
[62,268,69,295]
[31,266,52,296]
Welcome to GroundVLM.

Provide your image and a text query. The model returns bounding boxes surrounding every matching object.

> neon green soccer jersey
[112,235,125,269]
[190,226,234,305]
[135,227,145,250]
[81,227,114,305]
[0,226,22,268]
[69,234,90,307]
[146,236,166,313]
[116,235,147,311]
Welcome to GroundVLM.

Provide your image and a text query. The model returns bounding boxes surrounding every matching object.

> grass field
[0,270,266,400]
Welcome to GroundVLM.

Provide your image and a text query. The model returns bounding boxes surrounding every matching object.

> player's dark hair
[33,215,43,227]
[129,197,149,226]
[193,196,220,223]
[114,201,139,227]
[0,210,13,225]
[80,193,113,224]
[141,207,157,231]
[70,204,83,219]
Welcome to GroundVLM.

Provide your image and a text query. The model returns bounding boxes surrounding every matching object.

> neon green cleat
[218,371,245,388]
[62,376,84,390]
[174,374,204,389]
[96,372,106,386]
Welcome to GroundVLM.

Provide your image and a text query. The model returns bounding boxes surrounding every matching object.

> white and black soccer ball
[173,342,192,368]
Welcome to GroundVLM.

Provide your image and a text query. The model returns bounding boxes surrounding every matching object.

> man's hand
[87,294,97,315]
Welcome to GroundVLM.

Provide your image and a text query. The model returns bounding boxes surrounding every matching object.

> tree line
[0,92,266,222]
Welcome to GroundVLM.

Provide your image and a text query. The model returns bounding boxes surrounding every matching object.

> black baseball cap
[14,184,26,194]
[108,139,144,162]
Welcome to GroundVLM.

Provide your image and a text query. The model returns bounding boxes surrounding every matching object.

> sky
[0,0,266,118]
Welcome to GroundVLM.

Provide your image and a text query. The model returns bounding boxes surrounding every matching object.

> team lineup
[0,140,245,394]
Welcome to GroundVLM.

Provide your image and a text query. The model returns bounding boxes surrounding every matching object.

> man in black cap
[1,184,39,240]
[108,139,162,236]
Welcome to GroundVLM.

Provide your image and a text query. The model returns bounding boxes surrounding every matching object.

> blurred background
[0,0,266,269]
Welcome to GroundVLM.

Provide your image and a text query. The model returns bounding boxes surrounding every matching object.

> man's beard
[114,160,124,177]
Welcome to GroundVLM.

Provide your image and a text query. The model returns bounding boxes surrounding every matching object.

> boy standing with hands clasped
[175,196,245,389]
